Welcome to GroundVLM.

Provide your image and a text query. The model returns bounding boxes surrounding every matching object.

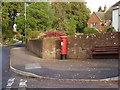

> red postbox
[60,36,67,60]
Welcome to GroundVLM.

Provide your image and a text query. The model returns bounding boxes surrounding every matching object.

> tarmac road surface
[1,45,119,89]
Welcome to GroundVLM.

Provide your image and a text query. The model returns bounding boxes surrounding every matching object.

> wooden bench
[91,45,120,59]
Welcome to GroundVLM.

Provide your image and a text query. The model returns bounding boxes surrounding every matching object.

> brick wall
[87,12,105,31]
[27,32,120,59]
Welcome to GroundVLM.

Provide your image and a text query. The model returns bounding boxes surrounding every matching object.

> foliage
[3,2,90,40]
[26,31,40,39]
[15,2,55,39]
[16,36,24,41]
[83,27,100,34]
[3,30,17,39]
[10,40,18,44]
[98,6,102,12]
[2,2,24,40]
[67,2,90,33]
[66,18,76,35]
[27,2,54,31]
[42,31,65,37]
[15,13,25,36]
[51,2,90,33]
[0,3,2,39]
[3,39,18,45]
[51,2,67,31]
[105,27,116,32]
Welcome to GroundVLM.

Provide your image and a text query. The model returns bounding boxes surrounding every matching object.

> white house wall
[112,9,119,31]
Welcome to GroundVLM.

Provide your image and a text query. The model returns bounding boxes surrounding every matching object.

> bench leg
[119,49,120,59]
[119,53,120,59]
[91,54,93,59]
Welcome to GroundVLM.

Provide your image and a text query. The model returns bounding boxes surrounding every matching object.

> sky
[85,0,120,12]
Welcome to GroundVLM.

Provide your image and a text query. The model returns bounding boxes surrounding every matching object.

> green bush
[65,18,76,35]
[26,31,40,39]
[83,27,99,34]
[105,27,116,32]
[10,40,18,44]
[17,36,24,41]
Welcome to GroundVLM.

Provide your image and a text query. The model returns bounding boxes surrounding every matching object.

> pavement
[10,47,119,82]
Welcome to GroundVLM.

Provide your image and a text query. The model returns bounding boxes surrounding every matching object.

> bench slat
[93,47,119,49]
[93,50,118,52]
[92,52,119,54]
[93,49,118,52]
[95,45,119,47]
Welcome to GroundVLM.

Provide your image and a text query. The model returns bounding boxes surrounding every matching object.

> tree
[2,2,24,40]
[51,2,90,33]
[15,2,55,39]
[51,2,67,32]
[98,6,102,12]
[65,17,77,35]
[15,11,25,36]
[70,2,90,33]
[15,2,90,38]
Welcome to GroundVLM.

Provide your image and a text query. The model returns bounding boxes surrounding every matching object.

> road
[1,45,119,89]
[1,44,27,89]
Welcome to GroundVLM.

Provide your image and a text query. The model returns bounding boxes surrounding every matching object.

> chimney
[104,5,107,12]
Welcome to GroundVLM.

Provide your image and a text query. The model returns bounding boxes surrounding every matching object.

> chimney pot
[104,5,107,12]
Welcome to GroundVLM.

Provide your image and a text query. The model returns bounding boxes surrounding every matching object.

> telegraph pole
[24,1,26,44]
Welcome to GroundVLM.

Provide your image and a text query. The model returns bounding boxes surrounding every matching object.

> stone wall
[27,37,60,59]
[67,32,120,59]
[26,39,43,57]
[26,32,120,59]
[42,37,60,59]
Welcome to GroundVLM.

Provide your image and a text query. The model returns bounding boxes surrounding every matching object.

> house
[111,1,120,32]
[87,6,112,32]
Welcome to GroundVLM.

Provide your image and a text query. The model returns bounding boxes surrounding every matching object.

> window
[91,23,97,28]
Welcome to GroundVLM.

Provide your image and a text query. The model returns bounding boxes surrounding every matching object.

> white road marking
[6,78,15,88]
[19,79,27,88]
[25,63,42,70]
[7,78,15,82]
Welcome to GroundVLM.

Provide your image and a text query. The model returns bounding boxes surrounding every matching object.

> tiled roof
[105,10,112,20]
[95,12,105,21]
[94,11,112,25]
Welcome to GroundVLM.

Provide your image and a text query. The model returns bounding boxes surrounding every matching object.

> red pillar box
[60,36,67,60]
